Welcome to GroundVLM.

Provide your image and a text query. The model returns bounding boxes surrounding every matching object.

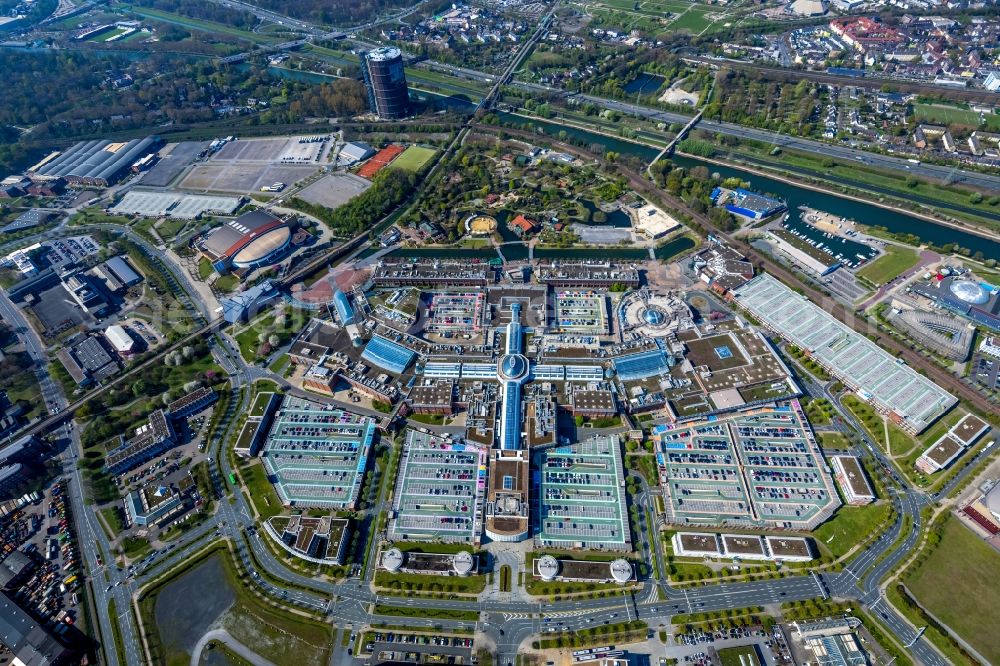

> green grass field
[913,103,1000,130]
[214,274,239,293]
[813,503,890,558]
[857,245,920,285]
[392,146,437,173]
[718,646,760,666]
[126,6,274,44]
[241,461,283,520]
[91,27,128,41]
[669,7,716,32]
[818,432,851,449]
[906,515,1000,664]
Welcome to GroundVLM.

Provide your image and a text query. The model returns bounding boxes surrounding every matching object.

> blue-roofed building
[499,382,523,450]
[827,66,867,78]
[506,303,523,354]
[613,348,672,381]
[333,289,355,325]
[221,280,280,323]
[711,187,786,221]
[496,304,530,451]
[362,335,416,374]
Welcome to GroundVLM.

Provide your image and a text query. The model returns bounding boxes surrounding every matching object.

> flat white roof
[732,274,956,432]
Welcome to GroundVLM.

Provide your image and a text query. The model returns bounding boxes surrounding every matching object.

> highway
[680,55,1000,106]
[563,92,1000,192]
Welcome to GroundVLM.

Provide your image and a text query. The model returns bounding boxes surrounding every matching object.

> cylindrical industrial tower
[361,47,410,119]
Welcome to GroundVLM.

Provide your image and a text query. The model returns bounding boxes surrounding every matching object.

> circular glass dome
[643,308,666,325]
[499,354,527,380]
[950,280,990,305]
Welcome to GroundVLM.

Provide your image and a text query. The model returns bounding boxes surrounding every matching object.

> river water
[496,113,1000,261]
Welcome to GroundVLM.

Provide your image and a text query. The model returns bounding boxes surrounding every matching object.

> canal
[497,113,1000,261]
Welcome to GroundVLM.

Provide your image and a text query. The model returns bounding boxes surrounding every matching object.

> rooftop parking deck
[655,402,840,530]
[260,396,375,509]
[534,435,631,551]
[552,291,608,335]
[388,430,487,545]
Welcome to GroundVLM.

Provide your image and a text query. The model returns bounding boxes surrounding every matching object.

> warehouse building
[56,336,119,385]
[372,260,490,287]
[219,280,280,324]
[711,187,786,221]
[732,275,956,433]
[105,410,176,475]
[536,262,640,289]
[94,255,142,293]
[30,136,162,187]
[103,325,136,355]
[0,592,73,665]
[671,532,813,562]
[767,229,841,275]
[915,413,990,474]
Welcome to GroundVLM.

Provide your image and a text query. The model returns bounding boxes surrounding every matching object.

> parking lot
[552,291,608,335]
[43,235,100,269]
[179,163,318,195]
[2,480,83,633]
[656,402,838,530]
[388,430,487,544]
[141,141,209,188]
[426,292,486,336]
[212,137,295,161]
[260,396,375,509]
[973,353,1000,391]
[295,173,371,209]
[358,630,473,664]
[534,435,631,551]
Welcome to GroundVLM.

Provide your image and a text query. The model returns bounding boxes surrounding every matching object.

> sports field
[392,146,437,173]
[906,514,1000,664]
[586,0,728,33]
[913,103,1000,131]
[856,245,919,285]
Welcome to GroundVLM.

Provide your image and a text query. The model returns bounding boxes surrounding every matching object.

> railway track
[682,55,1000,104]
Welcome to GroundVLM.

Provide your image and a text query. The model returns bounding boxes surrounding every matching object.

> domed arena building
[199,209,292,273]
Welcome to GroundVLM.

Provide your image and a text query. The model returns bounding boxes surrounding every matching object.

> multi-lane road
[3,190,963,666]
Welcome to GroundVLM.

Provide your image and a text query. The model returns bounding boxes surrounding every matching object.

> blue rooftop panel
[500,381,522,450]
[333,289,355,325]
[361,335,416,374]
[613,349,671,381]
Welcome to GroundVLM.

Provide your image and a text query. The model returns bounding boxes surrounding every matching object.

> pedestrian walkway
[190,629,277,666]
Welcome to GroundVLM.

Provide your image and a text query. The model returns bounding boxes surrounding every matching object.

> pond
[655,235,696,260]
[576,199,633,228]
[623,73,666,95]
